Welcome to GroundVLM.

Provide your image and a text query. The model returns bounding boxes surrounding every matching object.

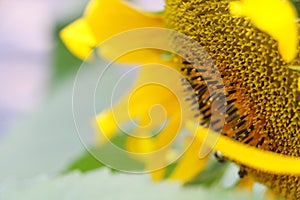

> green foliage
[162,162,177,179]
[63,133,144,174]
[185,157,229,188]
[291,0,300,18]
[1,169,264,200]
[51,21,82,87]
[63,147,105,174]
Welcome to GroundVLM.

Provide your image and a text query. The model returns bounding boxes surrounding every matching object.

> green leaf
[184,157,229,187]
[51,21,82,88]
[0,169,264,200]
[291,0,300,19]
[63,147,105,174]
[162,162,177,179]
[0,79,86,179]
[63,133,144,174]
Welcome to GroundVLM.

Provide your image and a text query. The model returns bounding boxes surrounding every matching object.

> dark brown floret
[165,0,300,199]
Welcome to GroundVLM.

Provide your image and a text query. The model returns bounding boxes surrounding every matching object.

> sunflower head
[165,0,300,199]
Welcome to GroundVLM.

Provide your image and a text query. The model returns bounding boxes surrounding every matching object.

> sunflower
[61,0,300,199]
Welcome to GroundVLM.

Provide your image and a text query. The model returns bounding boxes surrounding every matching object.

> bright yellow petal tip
[187,122,300,175]
[229,0,299,62]
[60,19,97,60]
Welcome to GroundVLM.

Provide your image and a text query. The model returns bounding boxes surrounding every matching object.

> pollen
[165,0,300,199]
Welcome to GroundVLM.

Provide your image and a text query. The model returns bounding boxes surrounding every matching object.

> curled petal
[187,122,300,175]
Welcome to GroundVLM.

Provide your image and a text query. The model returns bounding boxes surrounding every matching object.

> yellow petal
[95,63,191,144]
[229,0,298,62]
[235,176,255,193]
[154,113,182,149]
[60,19,97,60]
[125,113,185,181]
[61,0,167,63]
[125,113,181,152]
[86,0,166,64]
[94,64,195,181]
[85,0,164,44]
[99,48,172,65]
[187,122,300,175]
[151,168,167,181]
[95,109,120,145]
[95,83,179,144]
[168,135,210,183]
[264,189,277,200]
[125,131,169,182]
[125,135,155,154]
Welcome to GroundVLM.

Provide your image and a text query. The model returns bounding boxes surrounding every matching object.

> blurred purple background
[0,0,87,135]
